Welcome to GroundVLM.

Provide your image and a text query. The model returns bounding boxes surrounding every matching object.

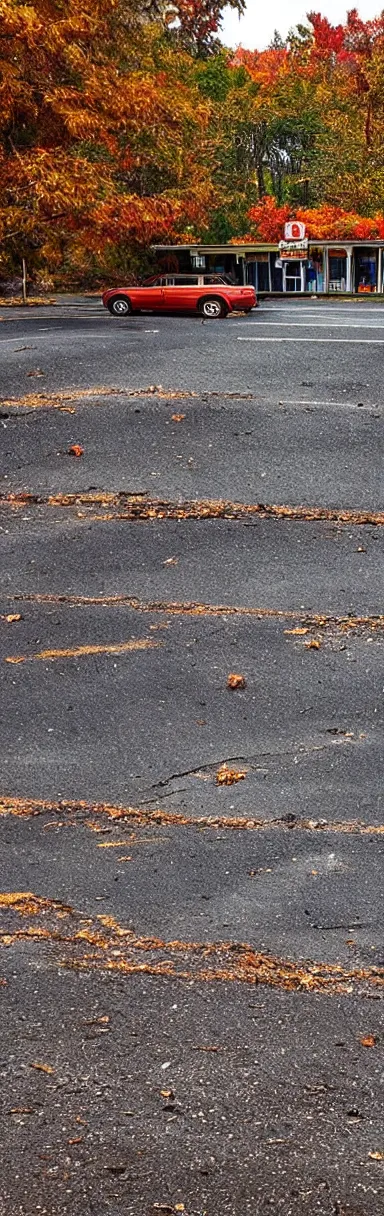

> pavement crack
[149,738,357,789]
[0,892,382,995]
[4,593,384,636]
[1,794,383,838]
[4,638,159,665]
[0,386,254,413]
[151,756,250,788]
[1,492,384,527]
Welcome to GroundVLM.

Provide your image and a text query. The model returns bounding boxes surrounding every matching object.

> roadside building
[151,239,384,295]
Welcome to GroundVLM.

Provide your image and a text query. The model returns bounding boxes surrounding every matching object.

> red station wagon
[102,274,256,319]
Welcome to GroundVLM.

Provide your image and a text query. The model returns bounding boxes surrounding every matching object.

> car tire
[198,296,228,319]
[107,295,132,316]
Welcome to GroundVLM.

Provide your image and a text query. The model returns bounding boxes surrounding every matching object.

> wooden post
[377,247,382,294]
[22,258,27,303]
[324,247,329,293]
[268,254,272,293]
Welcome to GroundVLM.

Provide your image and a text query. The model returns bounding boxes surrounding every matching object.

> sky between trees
[221,0,381,49]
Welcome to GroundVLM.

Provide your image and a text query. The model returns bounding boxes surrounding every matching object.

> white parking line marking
[237,336,384,344]
[261,305,384,313]
[239,321,384,329]
[279,399,378,408]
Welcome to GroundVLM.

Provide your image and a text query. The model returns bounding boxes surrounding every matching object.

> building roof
[152,240,384,252]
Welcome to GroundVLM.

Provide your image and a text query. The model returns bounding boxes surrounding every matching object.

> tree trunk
[256,160,265,198]
[22,258,27,303]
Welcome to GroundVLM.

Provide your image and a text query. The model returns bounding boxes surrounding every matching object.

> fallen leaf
[284,627,309,636]
[160,1089,174,1099]
[175,1206,185,1212]
[30,1062,54,1074]
[68,443,84,457]
[360,1035,377,1047]
[357,546,366,553]
[227,672,246,690]
[191,1045,222,1053]
[97,841,127,848]
[215,764,247,786]
[83,1015,109,1025]
[163,557,178,566]
[305,639,321,650]
[27,368,44,377]
[368,1151,383,1160]
[68,1136,83,1144]
[171,413,185,422]
[5,614,22,623]
[9,1107,34,1115]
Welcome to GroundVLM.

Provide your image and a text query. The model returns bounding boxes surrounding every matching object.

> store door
[354,249,377,293]
[283,261,302,291]
[328,251,347,292]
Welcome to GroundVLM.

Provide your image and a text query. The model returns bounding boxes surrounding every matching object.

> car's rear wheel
[198,296,228,319]
[107,295,132,316]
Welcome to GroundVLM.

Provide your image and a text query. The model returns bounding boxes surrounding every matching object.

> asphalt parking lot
[0,297,383,1216]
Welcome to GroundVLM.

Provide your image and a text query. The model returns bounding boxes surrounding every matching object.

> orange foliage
[246,197,384,242]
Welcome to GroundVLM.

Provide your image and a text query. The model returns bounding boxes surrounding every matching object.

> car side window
[164,276,198,286]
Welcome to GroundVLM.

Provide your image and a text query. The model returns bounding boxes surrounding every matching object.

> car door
[163,276,199,311]
[132,278,167,311]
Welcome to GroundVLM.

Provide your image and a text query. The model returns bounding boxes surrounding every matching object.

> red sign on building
[284,222,306,241]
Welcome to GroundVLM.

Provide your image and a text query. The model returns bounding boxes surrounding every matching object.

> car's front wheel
[107,295,132,316]
[198,296,228,319]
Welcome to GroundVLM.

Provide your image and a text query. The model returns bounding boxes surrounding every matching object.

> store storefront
[152,240,384,294]
[354,247,379,292]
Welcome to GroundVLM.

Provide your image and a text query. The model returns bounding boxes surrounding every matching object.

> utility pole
[22,258,27,303]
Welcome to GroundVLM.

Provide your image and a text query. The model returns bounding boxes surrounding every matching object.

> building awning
[151,243,278,254]
[152,240,384,253]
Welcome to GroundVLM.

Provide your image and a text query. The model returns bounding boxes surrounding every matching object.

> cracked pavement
[0,298,383,1215]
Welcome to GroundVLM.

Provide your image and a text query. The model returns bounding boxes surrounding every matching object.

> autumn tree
[0,0,243,286]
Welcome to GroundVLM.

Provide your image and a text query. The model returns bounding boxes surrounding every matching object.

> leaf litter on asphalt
[215,764,247,786]
[227,672,246,689]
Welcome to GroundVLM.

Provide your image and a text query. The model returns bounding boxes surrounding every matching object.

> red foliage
[246,197,290,241]
[246,198,384,242]
[308,13,345,55]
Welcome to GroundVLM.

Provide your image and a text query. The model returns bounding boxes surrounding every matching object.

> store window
[355,248,377,292]
[328,249,347,292]
[246,253,271,291]
[307,249,324,292]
